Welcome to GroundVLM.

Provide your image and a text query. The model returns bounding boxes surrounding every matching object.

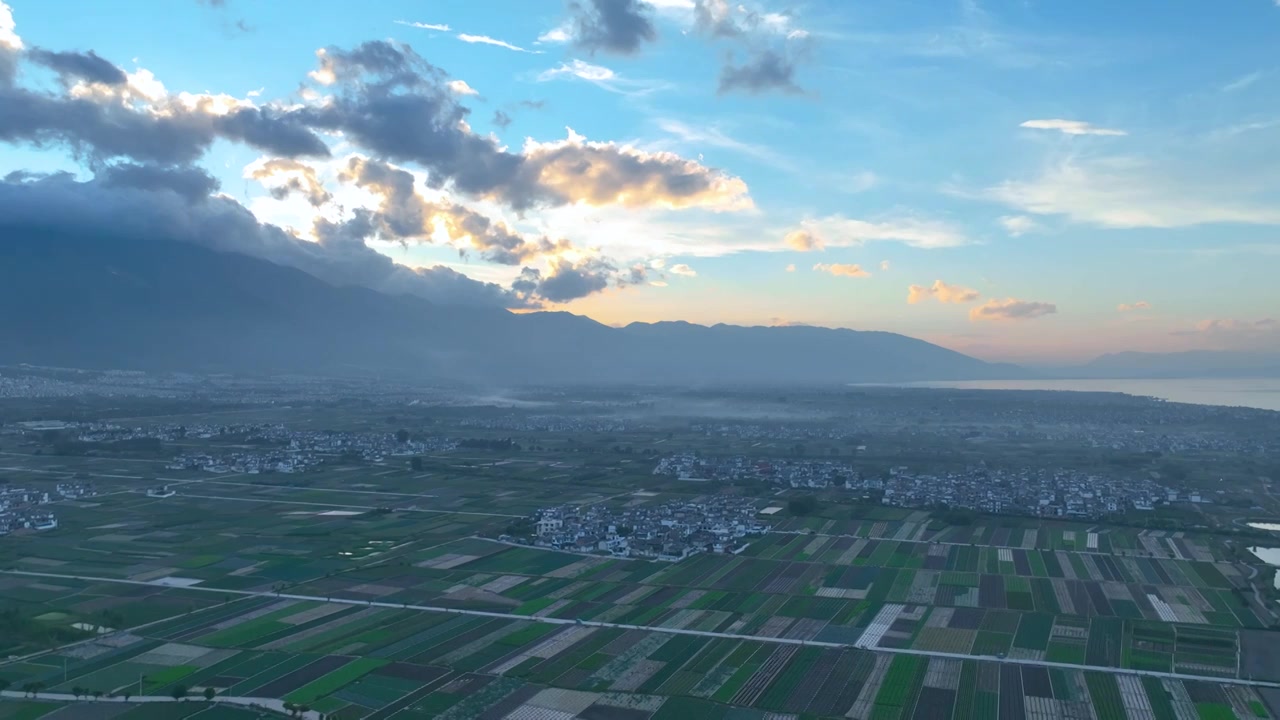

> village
[0,481,94,535]
[653,453,1182,519]
[506,496,770,561]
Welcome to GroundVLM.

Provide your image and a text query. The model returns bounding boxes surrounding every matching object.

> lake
[1248,547,1280,589]
[879,378,1280,412]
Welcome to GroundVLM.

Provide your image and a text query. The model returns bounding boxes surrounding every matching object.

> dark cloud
[513,258,614,303]
[518,99,547,110]
[298,41,748,212]
[568,0,657,56]
[0,85,328,165]
[492,109,512,129]
[27,48,126,86]
[718,49,802,95]
[0,170,519,308]
[97,162,221,202]
[969,298,1057,322]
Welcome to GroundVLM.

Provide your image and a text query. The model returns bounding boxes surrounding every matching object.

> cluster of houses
[507,497,770,560]
[0,482,94,535]
[654,453,856,488]
[654,452,1183,520]
[861,467,1173,518]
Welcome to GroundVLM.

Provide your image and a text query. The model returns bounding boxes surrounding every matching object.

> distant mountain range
[0,232,1023,385]
[1068,350,1280,379]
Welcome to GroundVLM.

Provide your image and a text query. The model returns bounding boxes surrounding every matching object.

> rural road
[8,569,1280,691]
[0,690,319,718]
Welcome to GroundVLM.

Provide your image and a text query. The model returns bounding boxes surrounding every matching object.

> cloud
[813,262,870,278]
[0,2,20,89]
[340,156,573,266]
[907,280,980,305]
[784,229,822,252]
[0,169,520,307]
[394,20,451,32]
[538,26,572,44]
[981,157,1280,229]
[447,79,479,96]
[785,263,795,272]
[1019,119,1127,137]
[27,48,127,86]
[879,260,890,271]
[457,33,538,53]
[492,109,512,129]
[1223,71,1262,93]
[785,216,968,250]
[969,297,1057,321]
[538,59,666,95]
[1172,318,1279,350]
[718,49,802,95]
[1117,301,1150,312]
[656,118,791,169]
[692,0,811,96]
[567,0,658,56]
[246,157,332,207]
[299,43,745,212]
[998,215,1037,237]
[668,263,696,276]
[512,257,619,303]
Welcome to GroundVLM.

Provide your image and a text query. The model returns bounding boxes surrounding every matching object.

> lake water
[882,378,1280,412]
[1248,547,1280,589]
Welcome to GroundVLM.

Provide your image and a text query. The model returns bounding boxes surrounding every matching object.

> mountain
[1075,350,1280,379]
[0,233,1021,385]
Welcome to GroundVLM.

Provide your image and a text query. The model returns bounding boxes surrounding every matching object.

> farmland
[3,386,1280,718]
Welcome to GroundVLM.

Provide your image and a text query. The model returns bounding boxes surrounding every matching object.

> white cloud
[998,215,1038,237]
[447,79,479,96]
[458,33,539,53]
[1020,119,1127,137]
[0,0,22,54]
[983,157,1280,229]
[785,263,796,272]
[537,25,572,44]
[813,263,870,278]
[657,119,792,170]
[395,20,451,32]
[879,260,890,271]
[668,263,697,277]
[538,59,666,95]
[1223,71,1262,92]
[649,280,669,287]
[907,280,979,305]
[1117,301,1150,312]
[540,59,616,83]
[786,215,969,250]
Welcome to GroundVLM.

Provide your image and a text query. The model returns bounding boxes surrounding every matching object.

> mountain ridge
[0,231,1028,385]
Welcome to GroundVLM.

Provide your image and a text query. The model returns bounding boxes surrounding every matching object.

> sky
[1,0,1278,364]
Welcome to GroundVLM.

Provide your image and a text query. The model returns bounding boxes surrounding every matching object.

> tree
[204,687,216,701]
[788,495,819,516]
[92,689,104,701]
[171,684,187,701]
[0,678,9,693]
[395,429,409,444]
[409,456,424,472]
[284,702,297,716]
[72,686,84,700]
[123,690,133,702]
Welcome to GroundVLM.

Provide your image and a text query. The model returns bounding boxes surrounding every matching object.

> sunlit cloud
[1117,301,1150,312]
[785,215,969,250]
[813,262,870,278]
[969,297,1057,321]
[394,20,451,32]
[908,280,979,305]
[998,215,1038,237]
[458,33,540,53]
[447,79,479,96]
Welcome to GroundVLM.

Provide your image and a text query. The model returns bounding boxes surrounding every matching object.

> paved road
[0,691,318,718]
[8,569,1280,690]
[156,490,520,518]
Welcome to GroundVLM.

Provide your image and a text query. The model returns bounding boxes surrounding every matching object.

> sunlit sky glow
[2,0,1278,363]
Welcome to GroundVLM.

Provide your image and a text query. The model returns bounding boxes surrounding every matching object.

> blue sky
[2,0,1278,362]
